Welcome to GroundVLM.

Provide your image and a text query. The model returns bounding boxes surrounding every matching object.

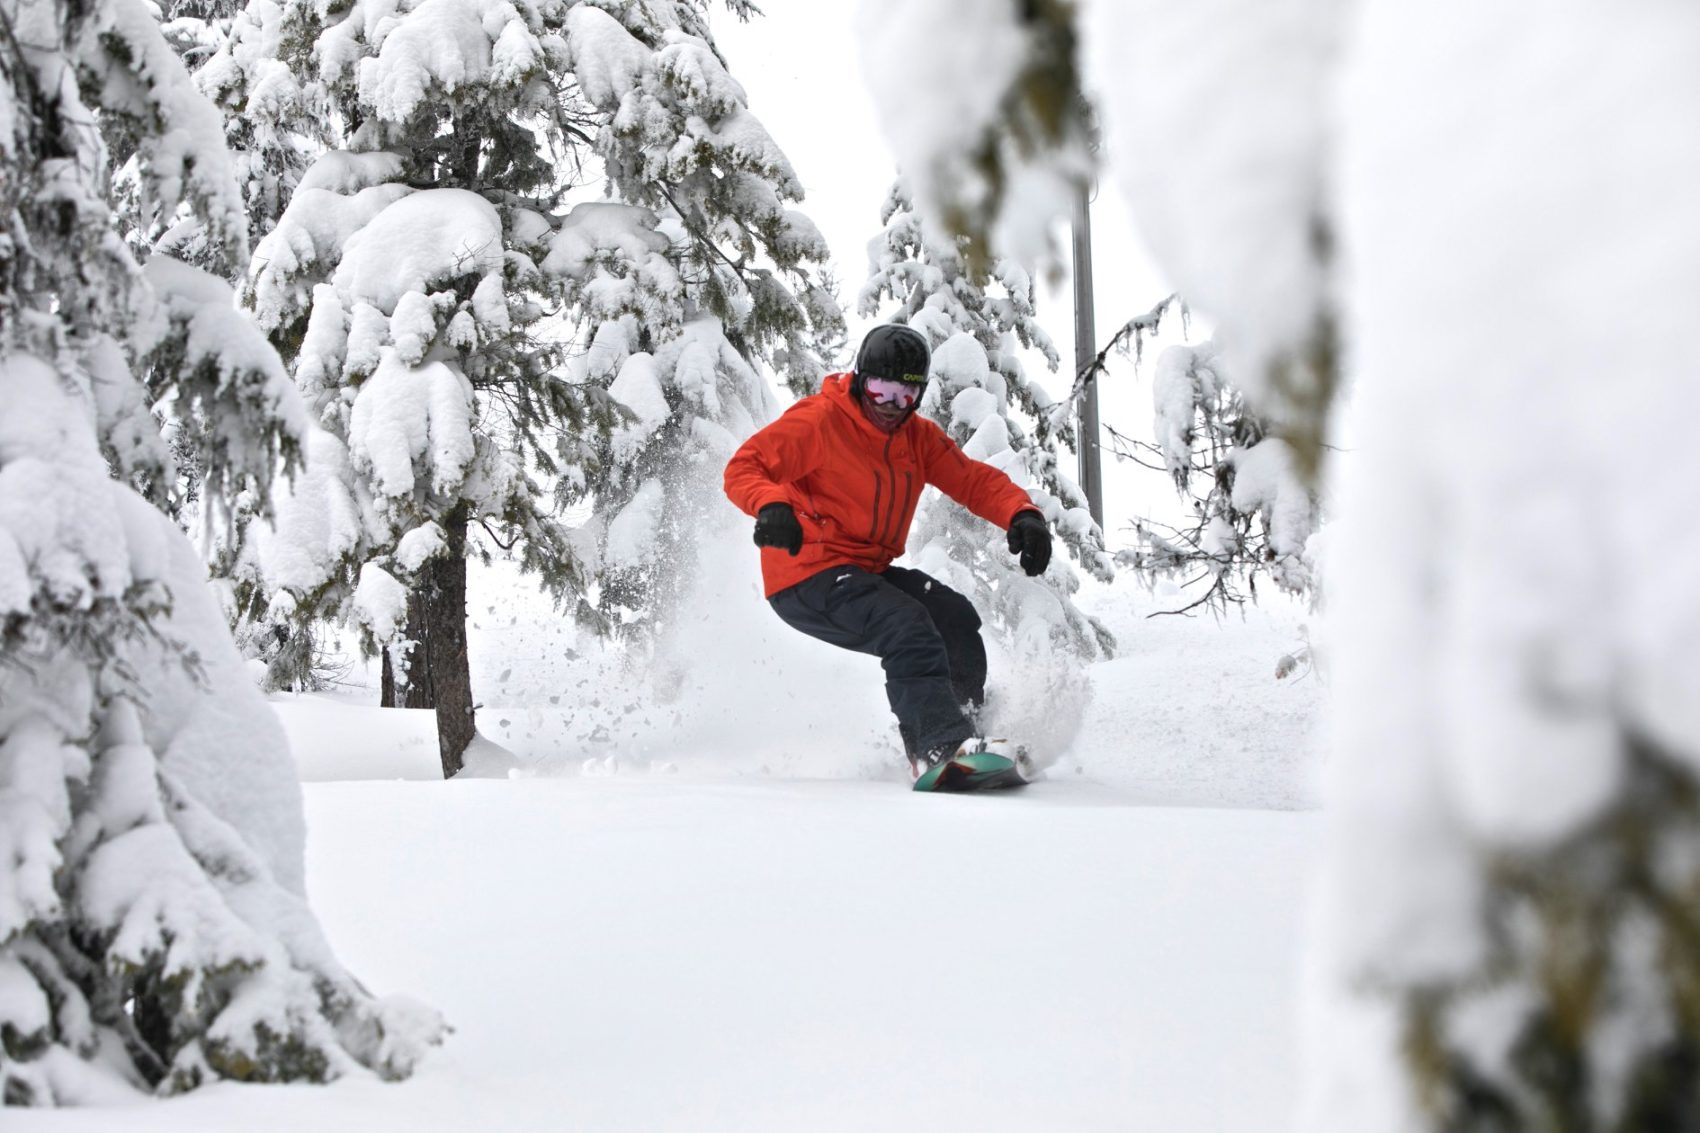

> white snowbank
[11,771,1316,1130]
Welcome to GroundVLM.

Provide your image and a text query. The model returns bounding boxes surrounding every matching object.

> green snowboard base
[913,750,1032,794]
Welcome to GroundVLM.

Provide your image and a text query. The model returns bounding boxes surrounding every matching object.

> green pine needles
[1401,736,1700,1132]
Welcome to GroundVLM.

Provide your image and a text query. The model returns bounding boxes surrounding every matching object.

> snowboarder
[723,324,1053,788]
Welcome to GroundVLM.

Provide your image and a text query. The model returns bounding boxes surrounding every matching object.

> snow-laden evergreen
[1295,6,1700,1127]
[862,2,1700,1127]
[227,0,842,760]
[1081,2,1698,1126]
[141,256,309,525]
[561,2,844,637]
[110,0,317,268]
[0,0,442,1102]
[231,0,620,767]
[859,181,1112,663]
[100,0,322,524]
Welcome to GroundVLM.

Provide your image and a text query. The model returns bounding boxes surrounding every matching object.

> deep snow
[21,779,1317,1132]
[12,574,1321,1130]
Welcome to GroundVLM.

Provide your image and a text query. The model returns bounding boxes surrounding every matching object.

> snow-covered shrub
[1117,342,1320,614]
[0,0,443,1102]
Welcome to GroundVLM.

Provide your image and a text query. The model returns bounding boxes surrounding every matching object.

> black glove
[753,502,803,556]
[1006,510,1051,577]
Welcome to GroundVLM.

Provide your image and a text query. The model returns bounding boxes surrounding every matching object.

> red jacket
[724,373,1039,596]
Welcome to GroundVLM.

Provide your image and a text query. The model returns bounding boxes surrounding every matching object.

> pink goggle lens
[864,376,922,408]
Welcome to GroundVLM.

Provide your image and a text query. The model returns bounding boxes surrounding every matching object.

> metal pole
[1072,179,1104,527]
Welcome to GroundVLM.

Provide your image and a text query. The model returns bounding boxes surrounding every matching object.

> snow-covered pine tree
[0,0,442,1102]
[223,2,841,715]
[859,181,1112,661]
[562,2,844,637]
[1292,8,1700,1129]
[107,0,234,267]
[31,0,309,529]
[1113,340,1321,615]
[86,0,329,543]
[237,0,629,774]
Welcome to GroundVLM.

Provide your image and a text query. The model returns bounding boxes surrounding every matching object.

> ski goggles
[863,376,924,408]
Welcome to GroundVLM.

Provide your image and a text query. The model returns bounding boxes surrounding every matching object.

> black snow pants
[768,565,987,759]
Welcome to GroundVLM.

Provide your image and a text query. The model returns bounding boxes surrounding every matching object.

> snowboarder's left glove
[1006,510,1051,577]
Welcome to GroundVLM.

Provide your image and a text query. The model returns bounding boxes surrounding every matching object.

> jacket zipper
[878,434,901,546]
[867,467,883,542]
[887,470,914,545]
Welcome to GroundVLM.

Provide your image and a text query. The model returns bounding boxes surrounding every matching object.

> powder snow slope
[18,778,1316,1132]
[12,578,1320,1130]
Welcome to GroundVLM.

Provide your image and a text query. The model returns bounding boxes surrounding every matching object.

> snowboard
[912,745,1034,794]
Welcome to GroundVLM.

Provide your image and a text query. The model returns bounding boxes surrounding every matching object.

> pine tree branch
[1066,292,1181,404]
[476,517,520,551]
[657,182,747,278]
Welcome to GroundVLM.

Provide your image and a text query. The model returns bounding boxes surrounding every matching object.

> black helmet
[853,324,930,388]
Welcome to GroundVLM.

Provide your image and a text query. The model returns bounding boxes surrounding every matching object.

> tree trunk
[402,593,435,709]
[380,602,435,708]
[421,506,475,777]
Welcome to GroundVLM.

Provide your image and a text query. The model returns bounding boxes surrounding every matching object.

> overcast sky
[711,1,1195,539]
